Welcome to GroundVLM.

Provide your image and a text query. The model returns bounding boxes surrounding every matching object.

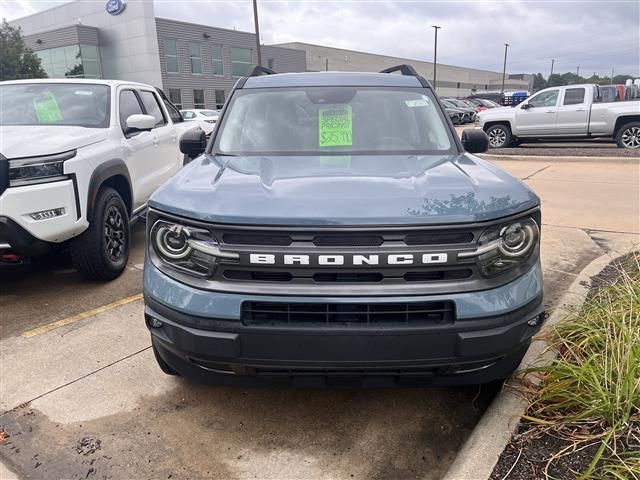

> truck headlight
[150,220,238,277]
[463,217,539,277]
[8,150,75,187]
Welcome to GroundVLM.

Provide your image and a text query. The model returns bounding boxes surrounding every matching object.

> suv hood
[0,125,108,158]
[149,153,539,226]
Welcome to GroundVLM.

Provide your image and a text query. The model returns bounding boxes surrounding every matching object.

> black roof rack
[247,65,277,77]
[379,64,419,77]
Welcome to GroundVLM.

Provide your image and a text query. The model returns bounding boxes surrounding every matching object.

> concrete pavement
[0,158,638,480]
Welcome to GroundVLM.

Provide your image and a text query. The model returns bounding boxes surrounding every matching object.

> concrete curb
[0,459,20,480]
[442,250,636,480]
[480,153,639,163]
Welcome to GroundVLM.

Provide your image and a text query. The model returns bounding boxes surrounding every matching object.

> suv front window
[0,83,110,128]
[216,87,455,155]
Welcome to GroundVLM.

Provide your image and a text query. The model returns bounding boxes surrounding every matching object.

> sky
[2,0,639,76]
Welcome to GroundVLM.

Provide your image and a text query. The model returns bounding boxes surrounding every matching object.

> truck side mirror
[521,103,531,110]
[180,128,207,157]
[126,114,156,132]
[461,129,489,154]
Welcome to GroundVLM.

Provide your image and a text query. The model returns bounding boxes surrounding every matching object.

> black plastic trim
[87,159,132,219]
[0,216,52,256]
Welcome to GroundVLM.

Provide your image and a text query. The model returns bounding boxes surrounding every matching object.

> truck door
[556,87,589,135]
[137,89,179,190]
[515,89,560,136]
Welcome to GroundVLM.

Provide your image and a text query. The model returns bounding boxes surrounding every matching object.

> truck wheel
[153,345,179,376]
[616,122,640,149]
[486,124,512,148]
[71,187,130,280]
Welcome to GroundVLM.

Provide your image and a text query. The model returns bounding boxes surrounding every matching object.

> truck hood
[149,153,539,226]
[0,125,108,158]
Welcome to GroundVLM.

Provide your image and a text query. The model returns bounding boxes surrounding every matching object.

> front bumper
[144,261,544,387]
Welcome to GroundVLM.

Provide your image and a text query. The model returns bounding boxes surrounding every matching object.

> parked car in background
[180,109,221,135]
[477,84,640,149]
[442,99,477,123]
[0,79,199,278]
[445,107,464,125]
[464,98,500,111]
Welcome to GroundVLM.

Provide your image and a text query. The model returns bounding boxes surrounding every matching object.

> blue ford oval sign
[105,0,126,15]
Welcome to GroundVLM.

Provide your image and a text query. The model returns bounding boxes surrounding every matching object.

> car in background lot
[445,107,464,125]
[0,79,198,279]
[442,99,476,123]
[180,109,221,135]
[464,98,500,111]
[144,65,545,388]
[477,84,640,149]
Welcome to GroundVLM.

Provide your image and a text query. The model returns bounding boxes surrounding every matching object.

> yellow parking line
[22,293,144,338]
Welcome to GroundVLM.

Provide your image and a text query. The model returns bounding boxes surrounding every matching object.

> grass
[520,252,640,479]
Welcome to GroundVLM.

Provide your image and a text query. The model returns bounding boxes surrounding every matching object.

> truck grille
[242,300,455,326]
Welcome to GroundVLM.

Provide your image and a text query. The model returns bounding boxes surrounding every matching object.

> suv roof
[243,71,423,89]
[0,78,154,88]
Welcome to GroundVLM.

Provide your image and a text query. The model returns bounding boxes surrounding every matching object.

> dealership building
[10,0,531,107]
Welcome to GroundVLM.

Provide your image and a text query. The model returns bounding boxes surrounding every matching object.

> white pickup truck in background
[477,84,640,149]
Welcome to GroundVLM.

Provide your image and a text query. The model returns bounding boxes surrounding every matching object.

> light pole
[576,66,580,77]
[432,25,441,90]
[252,0,262,66]
[549,58,555,80]
[500,43,509,94]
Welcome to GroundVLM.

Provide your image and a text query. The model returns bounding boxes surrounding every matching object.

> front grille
[242,301,455,326]
[313,235,383,247]
[405,232,473,245]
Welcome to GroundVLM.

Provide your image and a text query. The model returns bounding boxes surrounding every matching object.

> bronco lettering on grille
[248,253,448,266]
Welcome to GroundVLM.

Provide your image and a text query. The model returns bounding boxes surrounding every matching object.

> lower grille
[242,301,455,326]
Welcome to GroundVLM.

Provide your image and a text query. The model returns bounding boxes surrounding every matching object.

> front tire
[615,122,640,149]
[486,124,512,148]
[71,187,130,280]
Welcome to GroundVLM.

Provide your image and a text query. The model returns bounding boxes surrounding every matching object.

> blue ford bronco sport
[143,65,544,387]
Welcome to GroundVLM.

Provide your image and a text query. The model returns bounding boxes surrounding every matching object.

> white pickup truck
[477,84,640,149]
[0,79,202,279]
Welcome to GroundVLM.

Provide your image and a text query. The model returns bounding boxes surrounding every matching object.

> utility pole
[500,43,509,94]
[252,0,262,66]
[576,66,580,77]
[325,58,329,71]
[549,59,555,80]
[431,25,441,90]
[610,67,614,84]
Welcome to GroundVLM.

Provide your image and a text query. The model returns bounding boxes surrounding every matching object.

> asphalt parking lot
[1,155,639,480]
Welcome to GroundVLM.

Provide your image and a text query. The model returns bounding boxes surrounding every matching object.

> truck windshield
[0,83,110,128]
[215,87,455,155]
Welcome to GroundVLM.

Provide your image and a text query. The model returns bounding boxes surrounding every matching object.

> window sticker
[33,92,63,122]
[405,96,431,108]
[319,105,352,147]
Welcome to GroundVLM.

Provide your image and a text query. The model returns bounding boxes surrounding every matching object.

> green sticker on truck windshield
[319,105,352,147]
[33,91,63,122]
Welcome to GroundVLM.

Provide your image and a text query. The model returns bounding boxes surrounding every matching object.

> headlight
[9,150,75,187]
[150,220,238,277]
[461,217,539,277]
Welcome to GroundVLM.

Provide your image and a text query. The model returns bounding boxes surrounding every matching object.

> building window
[267,58,274,70]
[193,89,205,109]
[214,90,225,109]
[163,39,178,73]
[211,45,223,75]
[35,44,102,79]
[168,89,182,110]
[190,42,202,74]
[231,47,252,76]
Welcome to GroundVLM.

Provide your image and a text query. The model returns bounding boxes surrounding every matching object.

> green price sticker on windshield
[33,91,63,123]
[319,105,352,147]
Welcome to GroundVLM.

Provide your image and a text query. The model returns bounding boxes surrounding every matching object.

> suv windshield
[216,87,455,155]
[0,83,110,128]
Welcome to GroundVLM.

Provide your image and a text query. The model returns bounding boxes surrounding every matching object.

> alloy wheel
[104,205,126,261]
[621,126,640,149]
[488,128,507,148]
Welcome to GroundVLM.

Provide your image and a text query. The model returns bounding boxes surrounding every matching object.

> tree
[0,20,47,81]
[533,73,547,91]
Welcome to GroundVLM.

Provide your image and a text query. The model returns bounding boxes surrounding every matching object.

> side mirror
[521,103,531,110]
[126,114,156,132]
[180,127,207,157]
[461,129,489,154]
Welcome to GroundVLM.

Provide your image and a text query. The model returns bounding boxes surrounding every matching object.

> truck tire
[615,122,640,149]
[486,124,512,148]
[71,187,130,280]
